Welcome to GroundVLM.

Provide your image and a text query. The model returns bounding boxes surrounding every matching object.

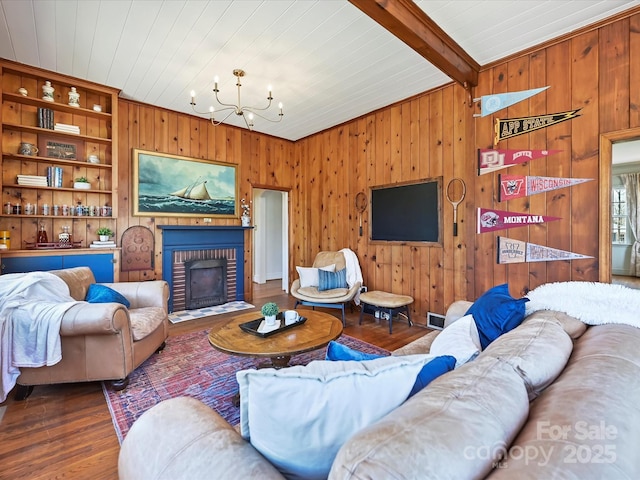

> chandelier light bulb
[209,106,214,113]
[278,102,283,109]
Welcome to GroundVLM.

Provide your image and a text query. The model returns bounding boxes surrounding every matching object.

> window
[612,187,628,244]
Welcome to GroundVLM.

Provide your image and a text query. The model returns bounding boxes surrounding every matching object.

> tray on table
[239,312,307,338]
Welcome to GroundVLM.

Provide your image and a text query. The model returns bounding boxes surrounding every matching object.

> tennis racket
[446,178,466,236]
[355,192,367,237]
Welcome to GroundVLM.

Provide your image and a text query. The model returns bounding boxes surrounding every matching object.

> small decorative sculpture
[42,81,54,102]
[68,87,80,107]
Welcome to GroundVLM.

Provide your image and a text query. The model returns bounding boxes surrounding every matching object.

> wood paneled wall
[294,11,640,320]
[116,100,296,302]
[5,10,638,321]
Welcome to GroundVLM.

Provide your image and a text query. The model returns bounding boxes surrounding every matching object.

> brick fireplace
[158,225,250,312]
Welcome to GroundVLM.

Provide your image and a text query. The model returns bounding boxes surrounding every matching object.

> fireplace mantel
[159,225,252,312]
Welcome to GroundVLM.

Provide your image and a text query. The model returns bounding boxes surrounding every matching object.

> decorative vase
[264,314,277,326]
[42,81,54,102]
[99,235,110,242]
[241,215,251,227]
[68,87,80,107]
[74,182,91,190]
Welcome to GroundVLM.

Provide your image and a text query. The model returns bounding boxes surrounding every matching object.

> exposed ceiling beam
[350,0,480,90]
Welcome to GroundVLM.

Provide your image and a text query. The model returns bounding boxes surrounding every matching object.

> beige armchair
[15,266,169,399]
[290,251,361,326]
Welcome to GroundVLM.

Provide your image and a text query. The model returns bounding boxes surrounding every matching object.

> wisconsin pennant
[474,86,549,117]
[497,236,593,264]
[477,208,560,233]
[494,109,581,144]
[499,174,592,202]
[478,149,562,175]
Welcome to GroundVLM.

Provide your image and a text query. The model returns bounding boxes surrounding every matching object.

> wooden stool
[359,291,414,334]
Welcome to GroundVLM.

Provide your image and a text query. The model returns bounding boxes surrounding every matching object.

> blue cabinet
[1,252,116,282]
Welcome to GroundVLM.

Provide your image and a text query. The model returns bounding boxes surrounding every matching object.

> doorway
[599,127,640,283]
[252,188,289,297]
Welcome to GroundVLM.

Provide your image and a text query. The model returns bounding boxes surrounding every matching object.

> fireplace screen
[184,258,228,309]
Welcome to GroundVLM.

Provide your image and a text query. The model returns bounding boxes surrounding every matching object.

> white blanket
[525,281,640,328]
[0,272,79,402]
[339,248,364,305]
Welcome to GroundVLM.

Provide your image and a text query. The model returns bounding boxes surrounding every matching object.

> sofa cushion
[482,315,573,401]
[85,283,131,308]
[392,330,440,356]
[465,284,529,349]
[129,307,166,341]
[50,266,95,301]
[318,268,347,291]
[296,286,350,299]
[429,314,481,367]
[330,356,530,479]
[296,264,335,288]
[236,354,435,480]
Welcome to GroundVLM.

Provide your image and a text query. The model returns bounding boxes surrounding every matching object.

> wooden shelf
[2,92,111,119]
[2,123,111,145]
[0,214,114,219]
[7,185,112,194]
[2,152,113,169]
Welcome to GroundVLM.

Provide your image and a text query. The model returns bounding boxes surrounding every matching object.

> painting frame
[132,149,238,218]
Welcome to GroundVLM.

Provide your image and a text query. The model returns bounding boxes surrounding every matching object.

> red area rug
[102,330,388,443]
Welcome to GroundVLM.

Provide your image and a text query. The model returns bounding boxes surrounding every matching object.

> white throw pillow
[236,354,435,480]
[296,264,335,288]
[430,314,481,368]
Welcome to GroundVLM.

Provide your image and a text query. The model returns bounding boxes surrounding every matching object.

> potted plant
[261,301,279,326]
[73,176,91,190]
[96,227,113,242]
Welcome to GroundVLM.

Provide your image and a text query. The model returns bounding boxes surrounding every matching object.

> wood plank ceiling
[0,0,638,141]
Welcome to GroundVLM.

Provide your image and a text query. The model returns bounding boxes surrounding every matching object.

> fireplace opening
[184,258,228,309]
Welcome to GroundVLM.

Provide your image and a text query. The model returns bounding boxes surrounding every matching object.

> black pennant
[494,109,581,144]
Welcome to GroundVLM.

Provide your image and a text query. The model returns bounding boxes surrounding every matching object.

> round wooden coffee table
[208,309,343,368]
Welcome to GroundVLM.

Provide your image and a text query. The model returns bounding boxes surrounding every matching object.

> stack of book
[54,123,80,135]
[90,240,116,249]
[46,166,63,187]
[17,175,48,186]
[37,107,54,129]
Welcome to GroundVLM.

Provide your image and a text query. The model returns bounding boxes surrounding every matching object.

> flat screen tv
[370,178,441,243]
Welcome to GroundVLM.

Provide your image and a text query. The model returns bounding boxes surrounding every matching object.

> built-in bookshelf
[0,59,119,265]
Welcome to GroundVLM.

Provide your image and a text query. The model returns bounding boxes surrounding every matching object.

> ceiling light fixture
[190,68,283,131]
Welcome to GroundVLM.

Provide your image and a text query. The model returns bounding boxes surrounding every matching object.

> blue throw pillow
[85,284,131,308]
[325,340,385,362]
[325,341,455,398]
[408,355,456,397]
[465,284,529,349]
[318,268,347,291]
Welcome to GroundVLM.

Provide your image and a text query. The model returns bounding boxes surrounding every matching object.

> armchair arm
[59,302,130,336]
[99,280,169,312]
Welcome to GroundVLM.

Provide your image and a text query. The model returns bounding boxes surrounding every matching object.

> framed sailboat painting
[132,149,238,218]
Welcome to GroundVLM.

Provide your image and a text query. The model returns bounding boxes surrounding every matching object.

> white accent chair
[290,251,361,326]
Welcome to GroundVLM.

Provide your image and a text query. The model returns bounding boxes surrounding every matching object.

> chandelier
[189,68,283,131]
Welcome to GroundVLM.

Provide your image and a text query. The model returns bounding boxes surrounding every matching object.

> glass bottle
[37,223,48,244]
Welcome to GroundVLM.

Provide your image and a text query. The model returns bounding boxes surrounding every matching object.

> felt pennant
[498,174,592,202]
[494,109,581,144]
[477,208,560,233]
[478,149,562,175]
[474,86,549,117]
[497,237,593,264]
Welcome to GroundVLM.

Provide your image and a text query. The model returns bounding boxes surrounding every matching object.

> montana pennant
[497,237,593,264]
[477,208,560,233]
[478,149,562,175]
[499,174,592,201]
[494,109,581,144]
[474,86,549,117]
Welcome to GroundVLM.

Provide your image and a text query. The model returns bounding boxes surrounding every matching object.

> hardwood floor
[0,281,431,480]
